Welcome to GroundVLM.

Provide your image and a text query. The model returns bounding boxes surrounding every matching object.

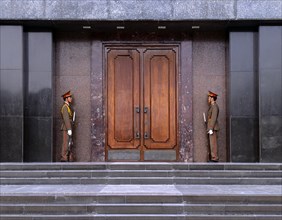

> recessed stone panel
[260,116,282,162]
[261,137,282,163]
[144,150,176,161]
[0,26,23,70]
[259,26,282,70]
[24,117,52,162]
[230,117,259,162]
[0,70,23,116]
[260,70,282,116]
[0,117,23,162]
[27,33,52,72]
[230,71,257,116]
[230,32,257,72]
[108,150,140,161]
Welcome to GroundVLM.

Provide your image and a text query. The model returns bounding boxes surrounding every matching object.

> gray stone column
[259,26,282,162]
[0,26,24,162]
[24,32,53,162]
[90,41,104,162]
[229,32,259,162]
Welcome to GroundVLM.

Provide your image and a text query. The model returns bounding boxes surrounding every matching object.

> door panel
[106,46,178,161]
[143,49,177,149]
[107,49,141,149]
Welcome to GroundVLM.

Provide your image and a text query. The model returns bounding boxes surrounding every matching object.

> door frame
[90,41,193,162]
[104,43,180,162]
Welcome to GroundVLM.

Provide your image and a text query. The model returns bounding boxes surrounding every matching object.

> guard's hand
[67,130,72,136]
[208,130,213,135]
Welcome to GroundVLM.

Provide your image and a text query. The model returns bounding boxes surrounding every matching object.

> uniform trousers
[61,130,74,162]
[208,131,219,161]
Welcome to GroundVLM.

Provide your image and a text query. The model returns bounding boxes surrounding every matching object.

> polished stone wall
[229,32,259,162]
[54,31,227,162]
[0,26,24,162]
[228,27,282,163]
[90,41,104,162]
[2,26,280,163]
[179,41,193,162]
[193,31,227,162]
[53,31,227,162]
[45,25,282,163]
[0,27,54,162]
[24,32,53,162]
[259,27,282,162]
[53,32,92,162]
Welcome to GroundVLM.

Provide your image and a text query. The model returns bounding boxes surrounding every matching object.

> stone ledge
[0,0,281,21]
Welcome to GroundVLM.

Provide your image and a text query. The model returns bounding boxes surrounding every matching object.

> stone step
[1,193,281,204]
[1,163,281,185]
[1,203,282,215]
[0,214,282,220]
[1,163,281,171]
[1,170,281,178]
[1,163,281,219]
[1,177,281,185]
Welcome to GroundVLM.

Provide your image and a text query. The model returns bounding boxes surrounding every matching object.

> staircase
[0,162,282,219]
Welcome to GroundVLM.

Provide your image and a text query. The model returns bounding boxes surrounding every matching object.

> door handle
[135,107,140,113]
[144,132,149,139]
[144,107,150,140]
[135,107,140,140]
[144,107,148,113]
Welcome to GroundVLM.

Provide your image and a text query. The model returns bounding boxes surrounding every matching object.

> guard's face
[208,96,212,105]
[67,96,73,103]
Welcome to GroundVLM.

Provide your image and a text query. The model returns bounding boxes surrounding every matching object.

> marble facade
[53,31,227,162]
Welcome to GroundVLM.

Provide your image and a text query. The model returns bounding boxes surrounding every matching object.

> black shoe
[60,160,67,162]
[208,160,218,163]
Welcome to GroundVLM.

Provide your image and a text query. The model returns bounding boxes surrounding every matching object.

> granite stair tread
[1,184,281,196]
[1,162,282,170]
[1,177,281,185]
[1,162,281,185]
[1,214,282,220]
[1,203,281,215]
[1,163,282,219]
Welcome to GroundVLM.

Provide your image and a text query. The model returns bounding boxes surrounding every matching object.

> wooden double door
[106,45,178,161]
